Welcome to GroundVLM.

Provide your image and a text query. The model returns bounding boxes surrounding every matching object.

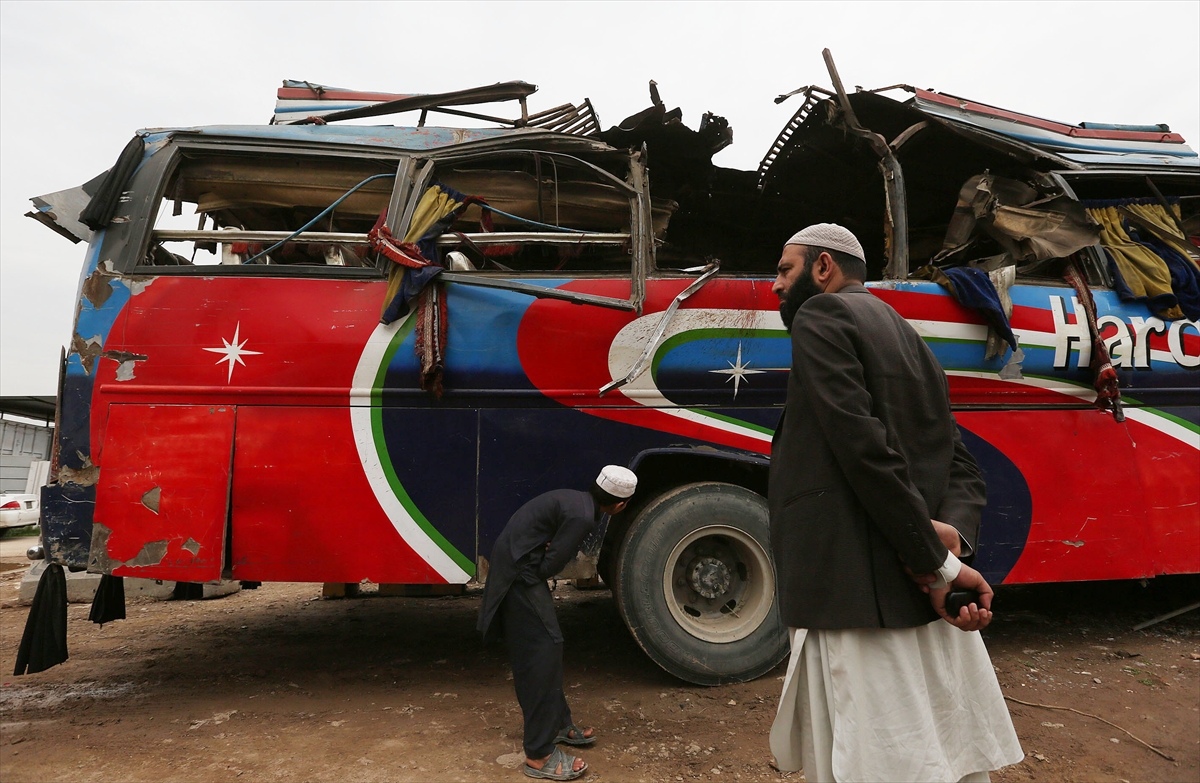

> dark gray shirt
[477,489,599,639]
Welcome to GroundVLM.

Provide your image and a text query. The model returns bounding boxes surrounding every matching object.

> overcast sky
[2,0,1197,395]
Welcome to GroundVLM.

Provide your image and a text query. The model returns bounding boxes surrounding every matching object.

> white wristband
[930,552,962,590]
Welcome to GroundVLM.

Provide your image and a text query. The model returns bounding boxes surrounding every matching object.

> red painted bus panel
[229,406,445,584]
[958,409,1150,583]
[1131,421,1200,575]
[95,404,234,582]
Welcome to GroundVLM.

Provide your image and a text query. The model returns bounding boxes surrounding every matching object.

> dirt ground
[1,540,1197,783]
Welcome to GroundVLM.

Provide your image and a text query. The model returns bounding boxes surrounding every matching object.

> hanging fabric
[1122,221,1200,321]
[1062,257,1123,420]
[88,574,126,626]
[1120,202,1199,264]
[371,183,492,396]
[1086,205,1184,320]
[913,264,1024,377]
[14,564,68,675]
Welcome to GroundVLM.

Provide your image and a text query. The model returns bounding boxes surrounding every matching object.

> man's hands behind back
[931,563,993,632]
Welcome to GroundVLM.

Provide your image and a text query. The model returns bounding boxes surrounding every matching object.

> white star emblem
[708,342,766,399]
[203,322,262,383]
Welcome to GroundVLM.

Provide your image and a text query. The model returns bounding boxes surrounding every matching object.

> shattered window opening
[419,151,649,276]
[140,150,399,272]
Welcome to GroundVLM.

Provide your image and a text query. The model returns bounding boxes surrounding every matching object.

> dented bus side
[28,75,1200,684]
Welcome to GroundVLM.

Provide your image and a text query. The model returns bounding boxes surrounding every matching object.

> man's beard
[779,261,823,332]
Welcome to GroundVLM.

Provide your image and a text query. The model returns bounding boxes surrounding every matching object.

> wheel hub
[689,556,731,599]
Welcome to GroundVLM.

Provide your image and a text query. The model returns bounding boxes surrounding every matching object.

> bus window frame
[118,138,414,280]
[119,137,653,313]
[403,146,652,315]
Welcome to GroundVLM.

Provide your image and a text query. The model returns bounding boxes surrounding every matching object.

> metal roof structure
[0,396,56,423]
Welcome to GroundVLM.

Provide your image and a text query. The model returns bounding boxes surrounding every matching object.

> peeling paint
[124,540,169,568]
[102,350,149,381]
[59,454,99,487]
[81,266,116,307]
[87,523,117,573]
[182,538,201,556]
[141,486,161,514]
[126,276,155,296]
[70,334,104,375]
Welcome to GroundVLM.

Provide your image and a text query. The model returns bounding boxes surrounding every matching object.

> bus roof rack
[273,79,601,137]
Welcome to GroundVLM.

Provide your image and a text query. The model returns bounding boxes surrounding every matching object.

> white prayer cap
[596,465,637,498]
[785,223,865,262]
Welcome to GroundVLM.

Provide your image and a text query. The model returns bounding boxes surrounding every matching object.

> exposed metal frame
[438,273,635,311]
[821,49,909,280]
[151,229,633,246]
[599,261,720,396]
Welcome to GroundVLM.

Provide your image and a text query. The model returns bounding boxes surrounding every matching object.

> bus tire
[613,481,788,685]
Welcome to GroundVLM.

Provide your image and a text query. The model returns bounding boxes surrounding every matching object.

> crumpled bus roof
[910,89,1197,168]
[141,123,527,151]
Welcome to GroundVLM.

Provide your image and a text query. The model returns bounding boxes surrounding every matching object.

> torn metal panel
[942,173,1101,264]
[79,135,146,231]
[24,171,107,243]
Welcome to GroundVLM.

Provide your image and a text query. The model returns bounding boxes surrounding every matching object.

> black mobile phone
[945,589,981,616]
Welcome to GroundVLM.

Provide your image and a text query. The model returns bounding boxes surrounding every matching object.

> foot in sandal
[524,745,587,780]
[555,723,596,746]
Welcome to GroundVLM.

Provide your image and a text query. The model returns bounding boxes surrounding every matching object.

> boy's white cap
[596,465,637,498]
[785,223,865,262]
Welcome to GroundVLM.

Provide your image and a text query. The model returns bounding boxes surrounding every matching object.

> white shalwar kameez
[770,622,1023,783]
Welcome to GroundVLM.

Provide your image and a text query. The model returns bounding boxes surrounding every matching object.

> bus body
[31,78,1199,684]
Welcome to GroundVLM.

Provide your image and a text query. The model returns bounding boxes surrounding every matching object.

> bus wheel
[613,481,787,685]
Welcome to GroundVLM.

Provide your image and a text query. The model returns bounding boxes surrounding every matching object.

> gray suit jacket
[768,284,986,629]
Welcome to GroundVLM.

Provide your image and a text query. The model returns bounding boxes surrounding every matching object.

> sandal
[554,722,596,746]
[523,745,587,780]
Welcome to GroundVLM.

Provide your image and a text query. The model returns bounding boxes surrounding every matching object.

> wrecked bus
[25,60,1200,684]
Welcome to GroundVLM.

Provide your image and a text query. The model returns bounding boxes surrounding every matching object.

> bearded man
[766,224,1023,782]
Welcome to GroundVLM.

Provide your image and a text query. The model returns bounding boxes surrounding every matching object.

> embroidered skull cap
[596,465,637,498]
[785,223,866,262]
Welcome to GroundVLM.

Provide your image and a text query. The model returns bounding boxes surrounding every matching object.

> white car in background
[0,493,39,530]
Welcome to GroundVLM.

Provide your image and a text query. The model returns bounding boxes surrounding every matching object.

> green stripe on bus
[651,328,786,382]
[370,317,475,577]
[690,408,776,436]
[1118,395,1200,436]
